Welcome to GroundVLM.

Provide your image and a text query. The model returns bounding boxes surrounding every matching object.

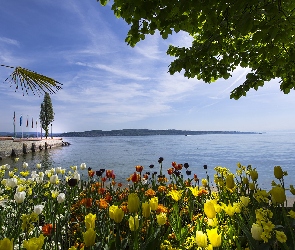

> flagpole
[21,115,23,139]
[36,121,38,138]
[13,111,16,138]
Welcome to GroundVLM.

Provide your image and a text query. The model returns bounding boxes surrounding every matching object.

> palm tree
[1,64,62,96]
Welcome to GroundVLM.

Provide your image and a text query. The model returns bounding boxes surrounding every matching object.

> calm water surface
[1,132,295,193]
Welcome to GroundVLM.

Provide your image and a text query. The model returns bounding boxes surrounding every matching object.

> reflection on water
[1,148,58,173]
[1,133,295,193]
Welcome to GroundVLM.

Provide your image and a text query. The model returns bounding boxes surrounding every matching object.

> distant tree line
[59,129,257,137]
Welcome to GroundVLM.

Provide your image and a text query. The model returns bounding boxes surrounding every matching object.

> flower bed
[0,159,294,250]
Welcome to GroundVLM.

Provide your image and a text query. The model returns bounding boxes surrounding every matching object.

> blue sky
[1,0,295,133]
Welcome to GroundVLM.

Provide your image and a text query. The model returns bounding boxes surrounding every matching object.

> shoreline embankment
[0,137,68,160]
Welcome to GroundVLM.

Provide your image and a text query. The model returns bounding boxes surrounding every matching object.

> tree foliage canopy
[1,65,62,96]
[39,93,54,138]
[98,0,295,99]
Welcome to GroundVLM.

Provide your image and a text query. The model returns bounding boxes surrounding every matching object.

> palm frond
[2,65,62,96]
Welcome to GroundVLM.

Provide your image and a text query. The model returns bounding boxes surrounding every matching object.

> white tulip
[36,163,41,169]
[57,193,66,203]
[80,163,86,170]
[6,178,18,188]
[34,204,44,215]
[56,167,62,174]
[23,162,28,169]
[50,174,59,184]
[73,171,80,181]
[14,191,26,203]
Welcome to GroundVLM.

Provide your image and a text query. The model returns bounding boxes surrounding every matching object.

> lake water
[1,132,295,193]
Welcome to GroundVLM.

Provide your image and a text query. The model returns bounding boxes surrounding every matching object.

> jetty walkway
[0,137,68,160]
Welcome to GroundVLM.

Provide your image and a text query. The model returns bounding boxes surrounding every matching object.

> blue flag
[20,115,22,126]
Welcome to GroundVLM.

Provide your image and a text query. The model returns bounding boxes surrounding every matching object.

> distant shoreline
[58,129,259,137]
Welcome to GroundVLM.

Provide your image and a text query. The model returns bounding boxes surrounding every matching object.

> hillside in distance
[59,129,258,137]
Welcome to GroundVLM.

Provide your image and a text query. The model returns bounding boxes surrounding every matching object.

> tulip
[83,228,96,247]
[142,202,151,218]
[242,177,249,185]
[270,186,286,204]
[168,190,183,201]
[0,238,13,250]
[109,205,124,223]
[80,163,87,170]
[127,193,140,213]
[6,178,18,188]
[226,174,235,189]
[195,231,207,247]
[156,213,166,225]
[49,174,59,184]
[51,190,59,199]
[23,234,45,250]
[36,163,41,169]
[129,215,139,231]
[204,200,216,219]
[23,162,28,169]
[34,205,44,215]
[249,182,255,190]
[73,171,80,181]
[206,228,222,247]
[274,166,284,179]
[250,169,258,181]
[85,213,96,229]
[240,196,250,207]
[251,223,263,241]
[202,179,208,187]
[149,197,158,211]
[14,191,26,204]
[57,193,66,203]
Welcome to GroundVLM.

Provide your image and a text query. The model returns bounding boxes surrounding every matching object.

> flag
[32,118,34,128]
[20,115,22,126]
[13,112,15,125]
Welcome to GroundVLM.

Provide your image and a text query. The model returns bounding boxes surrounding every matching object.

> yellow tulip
[128,215,139,231]
[195,231,207,247]
[274,166,284,179]
[85,213,96,229]
[207,218,218,227]
[206,228,221,247]
[202,179,208,187]
[288,210,295,219]
[109,205,117,220]
[156,213,167,225]
[142,202,151,218]
[204,200,216,219]
[83,228,96,247]
[249,182,255,190]
[23,235,45,250]
[226,174,235,189]
[240,196,250,207]
[127,193,140,213]
[251,223,263,241]
[0,238,13,250]
[290,185,295,195]
[168,190,183,201]
[250,169,258,181]
[270,186,286,204]
[149,197,158,211]
[188,186,199,196]
[242,177,249,185]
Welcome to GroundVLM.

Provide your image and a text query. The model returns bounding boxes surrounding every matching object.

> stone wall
[0,138,65,159]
